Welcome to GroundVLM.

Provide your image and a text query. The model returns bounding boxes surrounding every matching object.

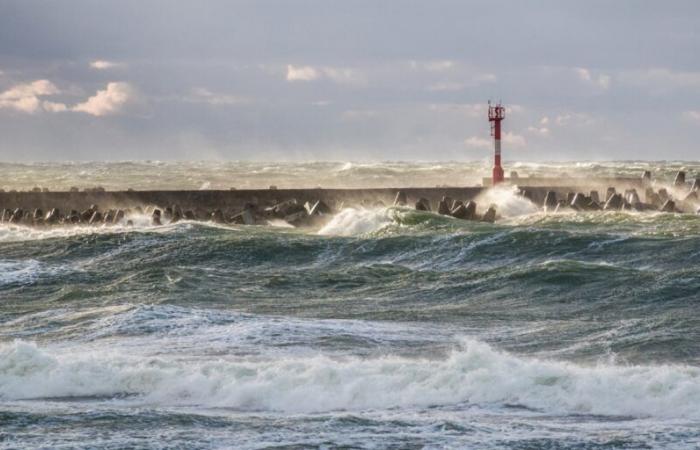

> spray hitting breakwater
[1,163,698,232]
[1,180,698,233]
[2,161,700,449]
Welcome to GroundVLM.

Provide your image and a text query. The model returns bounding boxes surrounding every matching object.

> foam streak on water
[2,161,700,449]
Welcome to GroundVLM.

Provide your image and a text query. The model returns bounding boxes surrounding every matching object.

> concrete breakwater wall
[0,184,630,213]
[1,181,697,229]
[0,187,488,215]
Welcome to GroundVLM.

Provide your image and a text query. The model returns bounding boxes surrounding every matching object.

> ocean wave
[2,339,699,418]
[318,208,396,236]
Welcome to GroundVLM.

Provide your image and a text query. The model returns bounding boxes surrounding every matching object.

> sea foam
[2,339,699,418]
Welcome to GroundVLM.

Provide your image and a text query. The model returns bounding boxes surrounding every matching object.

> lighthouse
[488,101,505,185]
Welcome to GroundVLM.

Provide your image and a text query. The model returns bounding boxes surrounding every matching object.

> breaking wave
[2,339,699,418]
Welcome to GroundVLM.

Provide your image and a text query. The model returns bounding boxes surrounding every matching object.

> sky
[0,0,698,162]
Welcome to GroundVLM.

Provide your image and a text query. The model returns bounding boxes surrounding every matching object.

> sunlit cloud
[73,82,134,116]
[0,79,64,113]
[89,60,122,70]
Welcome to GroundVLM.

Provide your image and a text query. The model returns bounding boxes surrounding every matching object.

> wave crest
[2,339,699,418]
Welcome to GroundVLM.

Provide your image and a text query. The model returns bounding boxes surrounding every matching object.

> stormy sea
[1,161,699,449]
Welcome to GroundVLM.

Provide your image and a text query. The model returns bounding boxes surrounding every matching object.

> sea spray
[318,207,396,236]
[2,338,700,418]
[475,185,539,218]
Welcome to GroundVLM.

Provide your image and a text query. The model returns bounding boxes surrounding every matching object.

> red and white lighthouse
[488,101,505,185]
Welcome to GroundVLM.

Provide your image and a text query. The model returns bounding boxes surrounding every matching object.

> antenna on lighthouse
[488,101,506,185]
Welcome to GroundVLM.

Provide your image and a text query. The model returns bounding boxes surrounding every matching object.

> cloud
[464,136,491,149]
[619,68,700,91]
[89,60,122,70]
[0,79,64,113]
[506,104,524,114]
[555,112,595,127]
[413,60,455,72]
[72,82,134,116]
[429,103,485,117]
[502,132,526,147]
[286,65,320,82]
[427,72,496,92]
[683,110,700,122]
[597,74,611,89]
[286,64,365,85]
[187,87,246,105]
[321,67,365,85]
[527,126,549,136]
[42,101,67,112]
[0,79,138,117]
[575,67,611,89]
[427,81,467,92]
[526,116,550,136]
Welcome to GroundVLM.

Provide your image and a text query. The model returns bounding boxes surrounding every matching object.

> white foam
[475,186,539,218]
[318,207,395,236]
[2,339,699,418]
[0,260,42,285]
[0,220,198,243]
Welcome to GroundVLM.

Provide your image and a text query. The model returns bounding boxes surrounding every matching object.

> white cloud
[527,126,549,136]
[286,65,320,82]
[286,64,365,85]
[322,67,365,85]
[429,103,485,117]
[683,110,700,122]
[575,67,592,82]
[73,82,134,116]
[188,87,246,105]
[555,112,595,127]
[619,68,700,90]
[0,79,64,113]
[427,72,496,92]
[421,60,455,72]
[475,73,497,83]
[42,101,68,112]
[0,79,137,117]
[428,82,467,92]
[575,67,611,89]
[526,116,550,136]
[89,60,122,70]
[506,104,524,114]
[502,132,526,148]
[464,136,491,149]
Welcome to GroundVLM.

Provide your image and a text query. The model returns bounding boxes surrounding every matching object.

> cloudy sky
[0,0,698,161]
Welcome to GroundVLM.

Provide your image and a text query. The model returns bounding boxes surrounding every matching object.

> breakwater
[2,178,699,229]
[0,187,485,214]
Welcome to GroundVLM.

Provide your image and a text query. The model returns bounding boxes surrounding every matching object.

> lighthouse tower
[488,101,505,185]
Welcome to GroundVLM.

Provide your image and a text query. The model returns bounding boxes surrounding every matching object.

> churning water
[1,161,700,449]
